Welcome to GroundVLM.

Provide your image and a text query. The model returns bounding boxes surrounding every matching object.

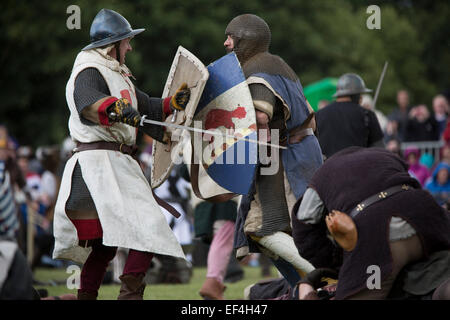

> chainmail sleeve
[249,83,287,142]
[249,83,276,120]
[135,88,165,143]
[73,68,110,126]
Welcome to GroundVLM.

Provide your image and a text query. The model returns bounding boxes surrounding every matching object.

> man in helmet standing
[52,9,190,300]
[315,73,384,160]
[223,14,322,293]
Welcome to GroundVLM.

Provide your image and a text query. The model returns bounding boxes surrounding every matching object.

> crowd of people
[1,9,449,301]
[0,127,68,268]
[371,89,450,207]
[315,77,450,207]
[0,126,77,299]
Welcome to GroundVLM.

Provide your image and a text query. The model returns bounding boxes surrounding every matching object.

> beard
[225,47,234,54]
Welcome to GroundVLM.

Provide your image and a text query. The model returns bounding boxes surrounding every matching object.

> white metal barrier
[400,140,445,165]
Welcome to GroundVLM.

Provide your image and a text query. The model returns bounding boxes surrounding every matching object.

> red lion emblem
[204,106,247,131]
[203,106,247,158]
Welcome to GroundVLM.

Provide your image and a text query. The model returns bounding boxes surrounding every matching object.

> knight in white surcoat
[53,8,190,300]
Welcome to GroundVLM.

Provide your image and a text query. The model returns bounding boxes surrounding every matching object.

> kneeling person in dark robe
[293,147,450,300]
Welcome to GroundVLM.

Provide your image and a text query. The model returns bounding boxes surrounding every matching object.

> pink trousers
[206,220,235,283]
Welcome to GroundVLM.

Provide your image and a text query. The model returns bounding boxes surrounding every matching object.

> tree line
[0,0,448,146]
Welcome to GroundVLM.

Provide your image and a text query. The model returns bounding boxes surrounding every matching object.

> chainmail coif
[225,14,271,65]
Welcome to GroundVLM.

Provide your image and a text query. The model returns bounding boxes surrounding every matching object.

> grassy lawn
[34,265,279,300]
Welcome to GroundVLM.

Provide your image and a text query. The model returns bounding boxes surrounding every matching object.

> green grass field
[34,265,279,300]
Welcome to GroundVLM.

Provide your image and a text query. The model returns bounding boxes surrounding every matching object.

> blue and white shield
[191,53,258,195]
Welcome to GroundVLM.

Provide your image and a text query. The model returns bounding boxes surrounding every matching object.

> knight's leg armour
[255,231,315,278]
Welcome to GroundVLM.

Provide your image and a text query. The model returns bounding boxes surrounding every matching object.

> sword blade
[139,115,287,150]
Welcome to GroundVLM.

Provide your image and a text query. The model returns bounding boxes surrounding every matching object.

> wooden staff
[26,205,35,265]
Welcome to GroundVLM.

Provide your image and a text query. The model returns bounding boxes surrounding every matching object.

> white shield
[151,46,209,188]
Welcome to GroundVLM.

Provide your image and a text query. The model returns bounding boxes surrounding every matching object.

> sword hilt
[171,109,178,123]
[139,114,147,126]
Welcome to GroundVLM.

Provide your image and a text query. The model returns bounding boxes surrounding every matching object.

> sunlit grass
[34,265,279,300]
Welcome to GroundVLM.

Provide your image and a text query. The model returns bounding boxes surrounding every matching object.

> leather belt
[73,141,138,157]
[286,112,316,145]
[349,184,413,218]
[288,128,314,144]
[72,141,181,219]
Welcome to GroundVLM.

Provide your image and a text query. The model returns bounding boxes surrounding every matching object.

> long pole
[26,205,35,265]
[373,61,388,109]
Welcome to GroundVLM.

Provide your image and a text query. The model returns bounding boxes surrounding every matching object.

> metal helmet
[82,9,145,51]
[225,14,271,64]
[333,73,372,98]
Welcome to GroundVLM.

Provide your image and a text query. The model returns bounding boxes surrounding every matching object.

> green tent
[303,77,338,111]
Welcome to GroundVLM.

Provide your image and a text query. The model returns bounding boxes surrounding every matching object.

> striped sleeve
[0,163,19,238]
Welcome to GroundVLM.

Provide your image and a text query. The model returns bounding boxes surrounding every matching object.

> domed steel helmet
[333,73,372,97]
[225,14,271,64]
[82,9,145,51]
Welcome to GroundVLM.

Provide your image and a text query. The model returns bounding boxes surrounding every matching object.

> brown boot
[77,290,97,300]
[117,274,146,300]
[199,277,226,300]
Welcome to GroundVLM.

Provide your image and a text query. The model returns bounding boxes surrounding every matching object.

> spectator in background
[15,145,56,270]
[385,137,402,158]
[388,90,411,141]
[432,94,449,137]
[404,147,430,186]
[30,146,61,270]
[425,163,450,207]
[403,105,440,142]
[36,146,60,212]
[384,119,400,143]
[0,130,33,300]
[16,146,42,217]
[442,121,450,144]
[0,125,26,193]
[419,152,435,172]
[0,127,27,252]
[361,94,388,133]
[16,146,42,202]
[0,140,20,241]
[440,143,450,165]
[0,131,75,300]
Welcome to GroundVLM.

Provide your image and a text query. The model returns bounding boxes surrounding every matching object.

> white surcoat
[53,49,185,263]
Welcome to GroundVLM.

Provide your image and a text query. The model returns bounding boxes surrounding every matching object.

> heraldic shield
[151,46,209,188]
[191,52,258,196]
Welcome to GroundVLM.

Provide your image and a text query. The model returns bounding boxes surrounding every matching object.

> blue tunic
[234,70,323,255]
[252,72,323,198]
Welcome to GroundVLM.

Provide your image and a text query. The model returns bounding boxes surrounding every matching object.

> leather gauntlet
[107,98,141,128]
